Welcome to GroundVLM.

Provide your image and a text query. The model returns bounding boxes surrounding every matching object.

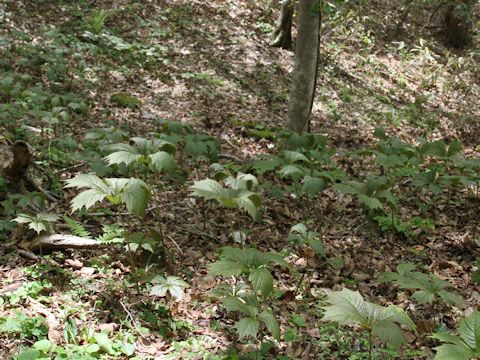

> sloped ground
[0,0,479,359]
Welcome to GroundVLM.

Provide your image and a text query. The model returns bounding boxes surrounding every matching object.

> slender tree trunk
[286,0,321,133]
[271,0,294,50]
[444,0,474,48]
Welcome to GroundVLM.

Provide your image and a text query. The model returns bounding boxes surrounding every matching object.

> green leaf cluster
[322,288,416,349]
[287,223,324,255]
[104,136,176,173]
[65,174,151,217]
[432,310,480,360]
[190,178,261,219]
[150,275,189,300]
[379,263,462,305]
[209,247,286,341]
[13,213,59,235]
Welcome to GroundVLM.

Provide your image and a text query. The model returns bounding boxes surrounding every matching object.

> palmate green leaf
[249,267,273,296]
[432,343,473,360]
[438,289,463,305]
[322,288,369,327]
[104,150,142,166]
[447,140,463,158]
[322,288,416,349]
[252,249,287,267]
[65,174,111,193]
[235,317,260,339]
[12,214,34,224]
[150,275,189,300]
[259,309,280,340]
[411,290,435,304]
[375,304,416,332]
[372,319,405,349]
[225,173,259,191]
[278,164,305,179]
[290,223,308,238]
[459,310,480,351]
[233,191,261,219]
[432,311,480,359]
[209,260,247,277]
[28,221,46,234]
[282,150,310,164]
[310,239,324,255]
[222,296,256,316]
[422,140,447,158]
[333,183,359,195]
[249,157,282,175]
[118,178,150,217]
[302,176,326,197]
[149,151,175,172]
[357,194,383,210]
[190,179,230,203]
[70,188,108,213]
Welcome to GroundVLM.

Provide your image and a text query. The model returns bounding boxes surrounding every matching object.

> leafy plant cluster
[0,31,88,138]
[246,129,480,240]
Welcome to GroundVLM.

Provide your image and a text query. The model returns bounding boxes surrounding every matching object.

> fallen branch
[20,234,104,253]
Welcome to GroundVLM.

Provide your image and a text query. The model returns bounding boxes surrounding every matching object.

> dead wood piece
[17,249,42,261]
[21,234,103,253]
[5,141,31,181]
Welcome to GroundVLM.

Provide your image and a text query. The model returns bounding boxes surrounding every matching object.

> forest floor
[0,0,479,359]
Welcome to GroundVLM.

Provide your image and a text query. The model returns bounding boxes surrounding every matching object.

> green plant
[89,10,108,34]
[321,288,417,360]
[13,213,59,235]
[150,275,189,301]
[65,174,150,217]
[104,136,177,175]
[63,215,92,238]
[431,310,480,360]
[0,311,48,339]
[379,263,462,306]
[191,178,256,206]
[209,247,286,344]
[334,176,397,216]
[159,122,220,162]
[287,223,324,255]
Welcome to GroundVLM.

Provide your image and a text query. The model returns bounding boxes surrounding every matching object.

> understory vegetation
[0,0,479,359]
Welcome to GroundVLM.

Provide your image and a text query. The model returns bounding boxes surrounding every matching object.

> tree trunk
[444,0,474,48]
[286,0,321,133]
[271,0,294,50]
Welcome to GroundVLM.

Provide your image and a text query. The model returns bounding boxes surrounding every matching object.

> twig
[219,153,245,163]
[17,249,41,261]
[167,235,183,254]
[54,161,88,175]
[119,301,149,340]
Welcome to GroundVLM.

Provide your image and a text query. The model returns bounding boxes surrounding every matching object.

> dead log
[20,234,104,253]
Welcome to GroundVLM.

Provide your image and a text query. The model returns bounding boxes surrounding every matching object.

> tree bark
[286,0,321,133]
[444,0,474,48]
[271,0,294,50]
